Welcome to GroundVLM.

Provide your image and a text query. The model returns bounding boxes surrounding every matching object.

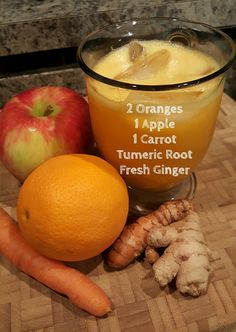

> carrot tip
[104,303,113,315]
[102,302,113,316]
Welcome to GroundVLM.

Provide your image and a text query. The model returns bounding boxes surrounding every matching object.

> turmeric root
[147,210,211,297]
[145,246,159,264]
[106,199,192,269]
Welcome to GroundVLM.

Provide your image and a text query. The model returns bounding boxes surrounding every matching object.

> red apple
[0,86,93,182]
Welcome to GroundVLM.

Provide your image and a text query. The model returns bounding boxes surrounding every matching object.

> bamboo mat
[1,93,236,332]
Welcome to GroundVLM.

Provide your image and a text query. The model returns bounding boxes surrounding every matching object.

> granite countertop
[0,0,235,105]
[0,0,175,23]
[0,0,236,56]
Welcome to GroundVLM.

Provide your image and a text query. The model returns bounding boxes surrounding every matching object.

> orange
[17,154,129,261]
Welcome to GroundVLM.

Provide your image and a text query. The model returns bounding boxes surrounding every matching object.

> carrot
[0,208,112,317]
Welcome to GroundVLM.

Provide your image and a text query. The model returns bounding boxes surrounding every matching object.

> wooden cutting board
[1,93,236,332]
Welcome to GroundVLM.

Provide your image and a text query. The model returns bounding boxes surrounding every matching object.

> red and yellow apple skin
[0,86,93,182]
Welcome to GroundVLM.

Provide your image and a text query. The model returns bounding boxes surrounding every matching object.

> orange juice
[86,40,223,190]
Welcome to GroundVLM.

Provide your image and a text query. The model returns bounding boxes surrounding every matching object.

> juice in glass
[86,40,223,190]
[78,18,235,212]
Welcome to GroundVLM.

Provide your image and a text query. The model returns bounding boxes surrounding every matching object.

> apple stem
[43,105,54,116]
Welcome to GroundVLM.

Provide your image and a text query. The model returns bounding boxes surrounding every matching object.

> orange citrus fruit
[17,154,129,261]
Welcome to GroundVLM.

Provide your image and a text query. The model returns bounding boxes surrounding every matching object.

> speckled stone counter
[0,0,235,106]
[0,0,235,56]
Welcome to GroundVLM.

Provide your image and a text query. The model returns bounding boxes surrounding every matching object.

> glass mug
[78,18,235,214]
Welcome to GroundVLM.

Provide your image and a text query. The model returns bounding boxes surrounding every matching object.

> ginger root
[147,210,211,297]
[106,199,192,269]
